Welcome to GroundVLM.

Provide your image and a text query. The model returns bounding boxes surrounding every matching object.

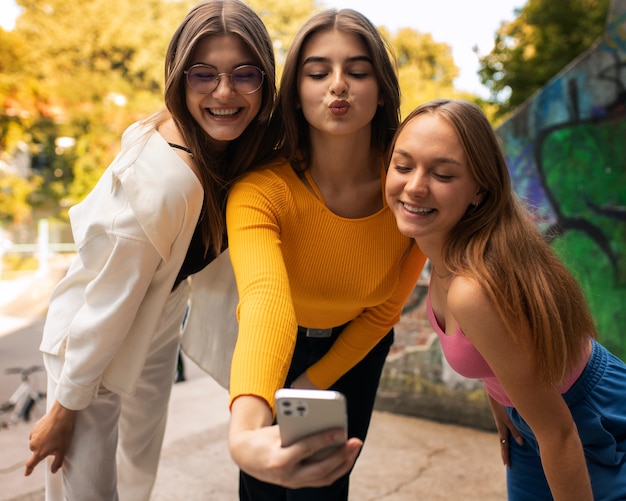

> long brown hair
[392,99,597,385]
[269,8,400,170]
[155,0,276,254]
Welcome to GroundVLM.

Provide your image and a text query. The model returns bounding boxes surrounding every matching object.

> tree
[249,0,320,67]
[0,172,42,224]
[388,27,460,118]
[14,0,190,102]
[5,0,194,213]
[478,0,611,116]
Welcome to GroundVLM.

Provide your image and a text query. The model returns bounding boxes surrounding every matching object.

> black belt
[302,327,333,338]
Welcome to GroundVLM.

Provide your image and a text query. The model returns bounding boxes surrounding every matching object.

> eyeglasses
[184,64,265,95]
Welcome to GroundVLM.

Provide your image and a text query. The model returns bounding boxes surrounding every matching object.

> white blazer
[40,122,203,410]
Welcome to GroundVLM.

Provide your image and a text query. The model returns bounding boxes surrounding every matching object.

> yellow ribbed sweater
[226,160,426,410]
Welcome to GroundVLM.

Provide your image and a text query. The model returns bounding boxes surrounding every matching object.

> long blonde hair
[393,99,597,385]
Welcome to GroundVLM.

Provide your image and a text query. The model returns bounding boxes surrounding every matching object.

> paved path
[0,271,507,500]
[3,366,506,500]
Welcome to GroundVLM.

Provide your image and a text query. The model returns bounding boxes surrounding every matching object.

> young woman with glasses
[24,1,275,499]
[226,9,427,499]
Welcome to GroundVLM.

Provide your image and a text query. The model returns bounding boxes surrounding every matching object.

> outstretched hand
[24,400,76,477]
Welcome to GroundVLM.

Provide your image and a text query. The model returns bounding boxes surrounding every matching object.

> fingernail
[332,431,346,442]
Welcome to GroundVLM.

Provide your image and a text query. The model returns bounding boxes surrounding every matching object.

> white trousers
[45,282,189,501]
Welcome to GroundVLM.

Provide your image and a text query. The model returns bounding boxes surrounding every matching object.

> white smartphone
[275,388,347,462]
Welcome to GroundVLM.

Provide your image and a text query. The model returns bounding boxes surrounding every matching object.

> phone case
[275,388,347,448]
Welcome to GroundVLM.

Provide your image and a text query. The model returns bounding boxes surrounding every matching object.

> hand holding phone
[275,388,347,463]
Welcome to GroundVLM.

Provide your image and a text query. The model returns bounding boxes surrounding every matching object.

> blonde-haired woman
[386,98,626,500]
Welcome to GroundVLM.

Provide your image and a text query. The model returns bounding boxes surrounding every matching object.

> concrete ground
[3,361,506,501]
[0,268,507,500]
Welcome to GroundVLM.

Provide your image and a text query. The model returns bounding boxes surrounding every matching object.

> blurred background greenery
[0,0,610,249]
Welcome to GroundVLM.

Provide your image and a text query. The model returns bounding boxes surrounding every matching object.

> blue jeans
[239,325,394,501]
[506,341,626,500]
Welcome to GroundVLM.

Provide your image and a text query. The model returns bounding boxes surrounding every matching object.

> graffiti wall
[497,0,626,359]
[376,0,626,429]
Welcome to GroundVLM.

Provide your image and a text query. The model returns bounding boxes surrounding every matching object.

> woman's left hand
[25,400,77,476]
[487,395,523,467]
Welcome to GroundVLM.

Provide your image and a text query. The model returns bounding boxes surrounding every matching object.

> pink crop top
[426,291,586,406]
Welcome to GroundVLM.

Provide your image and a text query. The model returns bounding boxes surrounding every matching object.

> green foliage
[0,171,42,223]
[389,28,460,118]
[250,0,322,66]
[14,0,191,99]
[0,28,25,84]
[478,0,611,117]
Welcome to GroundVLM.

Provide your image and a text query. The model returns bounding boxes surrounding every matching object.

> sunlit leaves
[478,0,611,117]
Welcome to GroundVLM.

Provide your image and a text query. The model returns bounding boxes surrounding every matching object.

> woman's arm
[226,173,364,486]
[53,234,163,409]
[226,176,300,409]
[449,277,593,501]
[25,234,163,476]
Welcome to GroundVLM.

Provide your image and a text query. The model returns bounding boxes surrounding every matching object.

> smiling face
[385,113,484,245]
[296,29,381,141]
[185,35,263,147]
